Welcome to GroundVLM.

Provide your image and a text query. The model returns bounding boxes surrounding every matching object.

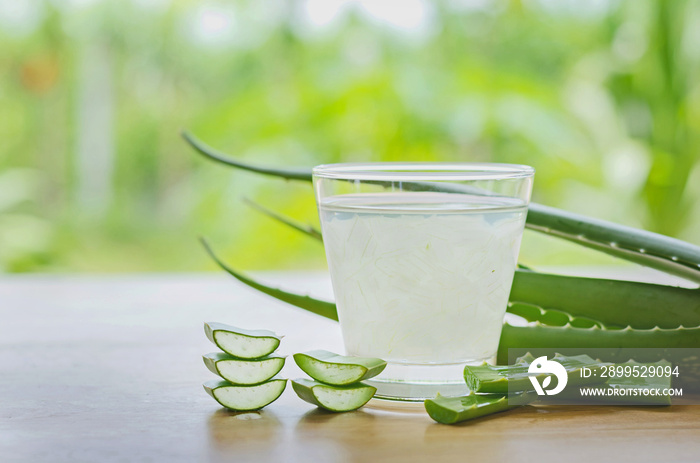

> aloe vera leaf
[201,238,338,321]
[509,270,700,329]
[203,378,287,411]
[204,322,282,359]
[526,203,700,284]
[182,131,310,181]
[202,236,596,327]
[424,393,524,424]
[291,379,376,412]
[293,350,387,386]
[224,197,700,329]
[243,197,323,242]
[228,197,700,329]
[200,249,700,360]
[507,302,601,328]
[497,323,700,364]
[202,243,677,334]
[203,353,286,385]
[200,239,699,369]
[464,353,610,393]
[202,242,573,328]
[183,131,700,282]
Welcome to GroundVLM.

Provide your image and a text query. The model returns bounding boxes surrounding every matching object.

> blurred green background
[1,0,699,273]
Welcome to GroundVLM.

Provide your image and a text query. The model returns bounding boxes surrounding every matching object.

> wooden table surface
[2,273,699,463]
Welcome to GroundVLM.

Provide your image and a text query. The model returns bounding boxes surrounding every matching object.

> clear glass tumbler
[312,163,535,401]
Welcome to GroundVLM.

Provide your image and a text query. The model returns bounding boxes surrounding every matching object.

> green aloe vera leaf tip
[201,238,338,321]
[243,197,323,242]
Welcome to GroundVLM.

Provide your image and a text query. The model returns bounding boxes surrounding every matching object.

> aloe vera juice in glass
[313,163,534,400]
[320,192,527,364]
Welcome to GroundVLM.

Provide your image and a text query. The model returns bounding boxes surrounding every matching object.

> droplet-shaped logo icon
[528,356,568,396]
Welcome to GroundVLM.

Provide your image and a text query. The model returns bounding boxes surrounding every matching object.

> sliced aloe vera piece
[291,379,376,412]
[203,353,286,385]
[203,378,287,411]
[293,350,387,386]
[424,393,524,425]
[464,353,610,393]
[204,322,281,359]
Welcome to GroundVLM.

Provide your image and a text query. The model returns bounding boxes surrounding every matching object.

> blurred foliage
[0,0,699,273]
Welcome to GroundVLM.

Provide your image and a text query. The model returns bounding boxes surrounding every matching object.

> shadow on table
[423,404,679,440]
[296,407,378,425]
[207,408,283,458]
[290,408,382,462]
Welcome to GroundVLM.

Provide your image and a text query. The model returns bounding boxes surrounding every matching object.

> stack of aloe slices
[292,350,386,412]
[425,354,673,425]
[202,322,287,411]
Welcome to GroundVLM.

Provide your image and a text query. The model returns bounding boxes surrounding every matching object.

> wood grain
[1,274,698,463]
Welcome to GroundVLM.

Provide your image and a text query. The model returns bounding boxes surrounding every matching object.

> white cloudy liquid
[320,192,527,365]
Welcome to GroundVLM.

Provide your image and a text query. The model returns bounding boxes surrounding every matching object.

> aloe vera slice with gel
[293,350,387,386]
[204,322,281,359]
[203,353,286,385]
[291,379,376,412]
[203,379,287,411]
[425,393,524,424]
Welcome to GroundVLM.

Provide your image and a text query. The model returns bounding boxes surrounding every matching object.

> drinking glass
[312,163,535,401]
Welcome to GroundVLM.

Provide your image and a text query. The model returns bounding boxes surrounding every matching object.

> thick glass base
[366,358,493,402]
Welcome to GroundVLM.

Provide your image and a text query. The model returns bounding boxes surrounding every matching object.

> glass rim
[312,162,535,181]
